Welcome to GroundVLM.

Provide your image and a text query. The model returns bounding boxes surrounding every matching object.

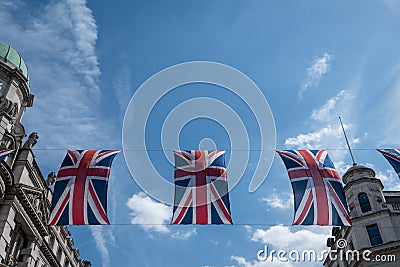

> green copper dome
[0,42,29,85]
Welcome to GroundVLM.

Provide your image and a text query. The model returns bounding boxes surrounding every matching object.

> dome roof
[342,164,376,185]
[0,41,29,85]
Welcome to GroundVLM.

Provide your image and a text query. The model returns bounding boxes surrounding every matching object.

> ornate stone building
[0,42,91,266]
[324,165,400,267]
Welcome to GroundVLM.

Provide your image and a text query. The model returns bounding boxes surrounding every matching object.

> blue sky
[2,0,400,266]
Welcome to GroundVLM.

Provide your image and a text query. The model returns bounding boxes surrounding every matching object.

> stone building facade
[324,165,400,267]
[0,42,91,266]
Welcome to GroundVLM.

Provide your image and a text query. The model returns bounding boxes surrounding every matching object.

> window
[366,224,383,246]
[8,227,27,264]
[358,193,371,213]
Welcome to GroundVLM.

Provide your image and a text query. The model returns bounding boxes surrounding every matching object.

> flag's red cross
[173,150,231,224]
[50,150,111,225]
[280,150,349,225]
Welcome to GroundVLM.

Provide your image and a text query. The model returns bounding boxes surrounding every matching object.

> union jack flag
[377,149,400,178]
[48,150,120,225]
[172,150,232,224]
[276,150,351,226]
[0,150,13,162]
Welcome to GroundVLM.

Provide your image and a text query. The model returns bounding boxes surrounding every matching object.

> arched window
[358,193,371,213]
[366,224,383,246]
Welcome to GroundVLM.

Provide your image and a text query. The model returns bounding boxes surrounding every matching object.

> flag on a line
[377,149,400,178]
[172,150,232,224]
[48,150,120,225]
[276,149,351,226]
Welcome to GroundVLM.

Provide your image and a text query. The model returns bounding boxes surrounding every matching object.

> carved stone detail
[22,132,38,149]
[347,191,354,199]
[368,185,380,192]
[0,97,8,111]
[12,121,26,142]
[0,97,18,118]
[0,178,5,200]
[46,172,56,188]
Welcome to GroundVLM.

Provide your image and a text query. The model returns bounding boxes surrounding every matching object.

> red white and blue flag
[377,149,400,178]
[48,150,120,225]
[172,150,232,224]
[276,150,351,226]
[0,150,13,162]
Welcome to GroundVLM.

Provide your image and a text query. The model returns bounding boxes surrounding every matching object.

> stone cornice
[0,160,14,189]
[13,149,48,190]
[40,240,62,267]
[350,208,395,222]
[15,184,49,236]
[358,240,400,254]
[344,177,384,192]
[11,197,43,240]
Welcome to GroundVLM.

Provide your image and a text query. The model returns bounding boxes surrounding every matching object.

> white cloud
[63,0,101,94]
[251,225,330,251]
[171,228,197,240]
[230,255,293,267]
[0,0,110,154]
[244,225,253,233]
[284,125,343,149]
[284,90,360,175]
[335,162,354,177]
[89,226,110,267]
[126,192,171,233]
[127,193,198,240]
[0,2,117,266]
[375,169,400,191]
[260,193,293,210]
[209,239,219,245]
[1,0,100,94]
[231,225,331,267]
[283,123,359,153]
[300,53,332,98]
[113,65,132,110]
[310,90,352,122]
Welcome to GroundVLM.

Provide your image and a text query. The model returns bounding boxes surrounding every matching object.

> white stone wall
[0,201,16,262]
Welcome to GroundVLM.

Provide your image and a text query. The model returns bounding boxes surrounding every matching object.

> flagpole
[339,117,357,166]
